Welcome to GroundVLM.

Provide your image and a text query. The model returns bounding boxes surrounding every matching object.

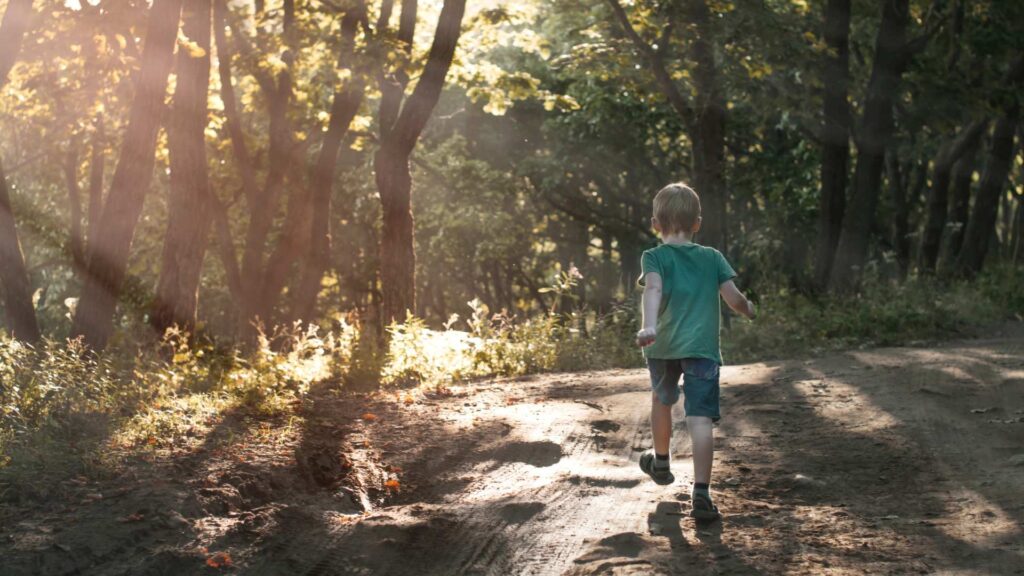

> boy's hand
[636,327,657,347]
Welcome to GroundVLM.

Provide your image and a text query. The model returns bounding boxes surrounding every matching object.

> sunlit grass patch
[111,390,238,455]
[383,316,484,387]
[380,299,641,389]
[0,321,356,500]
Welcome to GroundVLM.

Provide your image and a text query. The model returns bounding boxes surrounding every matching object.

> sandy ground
[3,329,1024,575]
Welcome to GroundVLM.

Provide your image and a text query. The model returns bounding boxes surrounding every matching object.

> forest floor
[3,325,1024,575]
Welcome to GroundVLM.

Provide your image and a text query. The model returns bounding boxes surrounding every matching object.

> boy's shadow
[647,499,727,547]
[694,516,723,544]
[647,501,689,549]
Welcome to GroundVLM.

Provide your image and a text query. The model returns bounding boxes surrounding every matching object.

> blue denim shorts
[646,357,721,421]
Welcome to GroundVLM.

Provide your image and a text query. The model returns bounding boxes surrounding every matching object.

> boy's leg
[681,358,721,519]
[686,415,714,484]
[652,394,673,457]
[641,359,681,485]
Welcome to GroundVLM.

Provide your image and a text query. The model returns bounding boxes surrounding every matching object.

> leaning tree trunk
[954,111,1020,277]
[290,6,364,324]
[0,0,40,342]
[813,0,851,290]
[374,0,466,325]
[0,160,40,342]
[919,119,987,272]
[150,0,213,336]
[829,0,911,291]
[71,0,184,349]
[688,0,727,252]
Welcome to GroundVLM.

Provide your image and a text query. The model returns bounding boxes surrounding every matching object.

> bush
[723,265,1023,363]
[0,321,357,498]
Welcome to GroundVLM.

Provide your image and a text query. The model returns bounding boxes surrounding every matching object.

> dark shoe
[639,451,675,485]
[691,490,720,520]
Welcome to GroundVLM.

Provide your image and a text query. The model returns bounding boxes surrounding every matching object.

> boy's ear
[692,216,702,234]
[651,216,661,232]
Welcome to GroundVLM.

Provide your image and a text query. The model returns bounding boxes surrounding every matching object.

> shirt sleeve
[637,250,661,287]
[716,250,737,285]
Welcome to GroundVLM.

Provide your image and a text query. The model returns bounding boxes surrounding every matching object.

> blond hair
[653,183,701,234]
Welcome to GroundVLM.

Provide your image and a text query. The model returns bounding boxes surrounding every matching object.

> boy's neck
[661,231,694,245]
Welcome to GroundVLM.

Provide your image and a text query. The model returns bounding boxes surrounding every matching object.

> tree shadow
[718,341,1024,573]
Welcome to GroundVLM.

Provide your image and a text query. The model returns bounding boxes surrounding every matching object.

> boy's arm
[720,280,755,320]
[637,272,662,347]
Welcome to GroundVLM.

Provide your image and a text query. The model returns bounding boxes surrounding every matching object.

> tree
[812,0,851,290]
[605,0,727,250]
[829,0,933,290]
[71,0,184,349]
[207,0,369,337]
[0,0,40,342]
[375,0,468,325]
[954,56,1023,277]
[150,0,213,336]
[939,134,982,271]
[918,119,987,272]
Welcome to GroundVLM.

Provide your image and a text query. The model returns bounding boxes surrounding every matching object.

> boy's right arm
[637,272,662,347]
[720,280,755,320]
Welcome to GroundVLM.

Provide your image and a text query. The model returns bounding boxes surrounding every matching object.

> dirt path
[4,331,1024,575]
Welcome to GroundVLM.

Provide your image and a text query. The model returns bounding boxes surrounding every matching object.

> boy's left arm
[720,280,755,320]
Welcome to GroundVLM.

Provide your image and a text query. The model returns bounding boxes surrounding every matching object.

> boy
[635,183,755,520]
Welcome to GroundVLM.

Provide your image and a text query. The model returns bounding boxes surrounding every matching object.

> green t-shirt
[637,242,737,363]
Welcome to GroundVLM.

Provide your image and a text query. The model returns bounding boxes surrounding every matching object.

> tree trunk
[919,119,987,272]
[829,0,912,291]
[939,138,981,273]
[888,154,920,278]
[376,146,416,324]
[374,0,466,325]
[688,0,726,252]
[0,159,40,342]
[0,0,31,83]
[71,0,183,349]
[813,0,851,290]
[955,110,1020,277]
[619,237,641,295]
[151,0,212,336]
[65,136,86,277]
[86,120,105,250]
[1011,197,1023,264]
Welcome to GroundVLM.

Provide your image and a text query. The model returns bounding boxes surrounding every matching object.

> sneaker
[639,450,675,485]
[690,489,720,520]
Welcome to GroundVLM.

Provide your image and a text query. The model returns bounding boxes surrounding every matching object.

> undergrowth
[724,265,1024,362]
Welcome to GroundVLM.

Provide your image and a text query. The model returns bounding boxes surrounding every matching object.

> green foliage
[223,322,355,411]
